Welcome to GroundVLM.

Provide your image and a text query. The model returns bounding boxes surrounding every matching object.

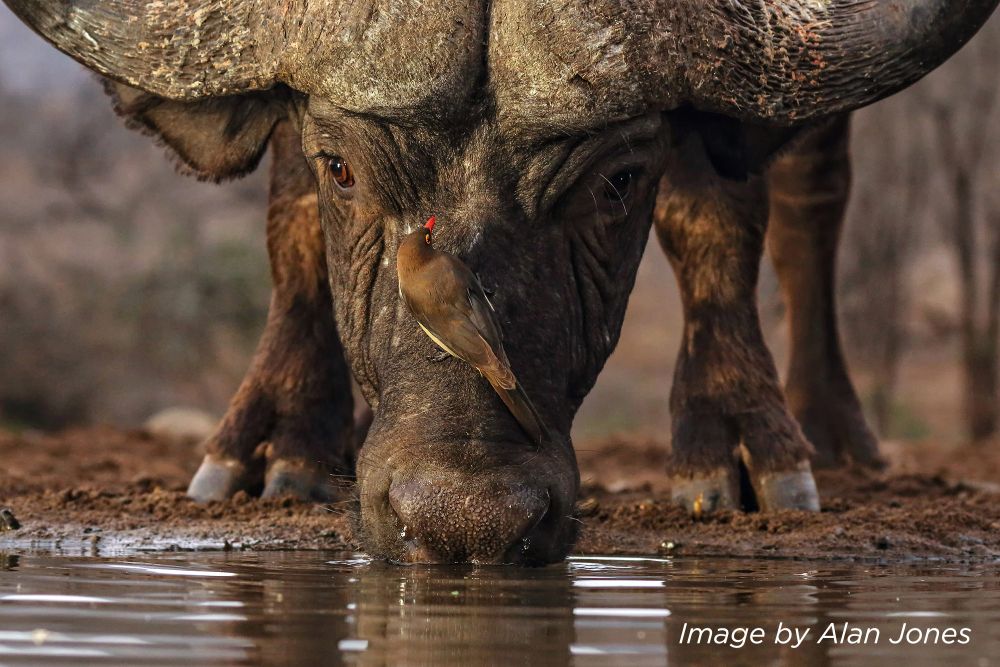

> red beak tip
[424,215,436,232]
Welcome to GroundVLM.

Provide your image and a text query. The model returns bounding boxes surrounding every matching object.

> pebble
[575,497,600,517]
[0,508,20,531]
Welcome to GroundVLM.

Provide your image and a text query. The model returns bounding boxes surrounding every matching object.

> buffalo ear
[102,80,293,182]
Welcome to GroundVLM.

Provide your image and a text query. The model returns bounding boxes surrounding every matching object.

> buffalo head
[6,0,997,563]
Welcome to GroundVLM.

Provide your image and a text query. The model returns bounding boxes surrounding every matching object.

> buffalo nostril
[388,480,550,563]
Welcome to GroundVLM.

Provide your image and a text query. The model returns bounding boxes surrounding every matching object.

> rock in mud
[575,497,600,517]
[0,508,21,531]
[143,407,217,447]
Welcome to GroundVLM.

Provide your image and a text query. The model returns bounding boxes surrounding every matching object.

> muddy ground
[2,426,999,561]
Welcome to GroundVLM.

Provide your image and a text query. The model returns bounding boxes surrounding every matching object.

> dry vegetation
[0,68,269,427]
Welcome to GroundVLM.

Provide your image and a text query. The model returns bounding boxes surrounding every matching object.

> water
[0,552,998,666]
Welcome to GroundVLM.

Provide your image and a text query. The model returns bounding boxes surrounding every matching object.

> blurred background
[1,7,997,452]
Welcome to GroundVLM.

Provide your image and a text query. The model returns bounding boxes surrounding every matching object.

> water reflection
[351,563,575,665]
[0,551,998,666]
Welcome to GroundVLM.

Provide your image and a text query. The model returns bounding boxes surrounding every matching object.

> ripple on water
[0,553,998,665]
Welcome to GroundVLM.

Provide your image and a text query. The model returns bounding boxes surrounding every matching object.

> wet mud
[2,427,999,561]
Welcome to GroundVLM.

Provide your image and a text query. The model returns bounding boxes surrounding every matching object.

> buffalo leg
[654,131,820,513]
[767,116,883,469]
[187,121,356,502]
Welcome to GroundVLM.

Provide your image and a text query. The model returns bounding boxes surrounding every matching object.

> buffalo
[4,0,997,563]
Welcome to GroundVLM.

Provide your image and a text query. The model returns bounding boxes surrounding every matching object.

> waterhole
[0,552,998,665]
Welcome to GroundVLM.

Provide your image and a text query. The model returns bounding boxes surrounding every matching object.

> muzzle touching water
[389,478,550,563]
[357,411,580,565]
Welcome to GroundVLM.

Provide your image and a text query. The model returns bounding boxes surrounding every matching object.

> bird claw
[426,351,451,363]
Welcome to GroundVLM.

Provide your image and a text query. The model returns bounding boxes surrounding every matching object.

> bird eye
[603,168,634,202]
[327,155,355,189]
[424,232,431,245]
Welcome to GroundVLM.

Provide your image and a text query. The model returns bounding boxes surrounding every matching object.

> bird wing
[464,285,517,391]
[407,285,516,391]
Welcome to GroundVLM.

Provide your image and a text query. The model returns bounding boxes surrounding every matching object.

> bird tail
[487,377,552,445]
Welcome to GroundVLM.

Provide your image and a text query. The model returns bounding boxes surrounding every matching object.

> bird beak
[424,215,436,232]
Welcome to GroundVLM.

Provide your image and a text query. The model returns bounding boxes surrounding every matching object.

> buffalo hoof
[262,459,338,502]
[750,463,821,512]
[671,461,821,515]
[187,456,261,502]
[670,468,740,516]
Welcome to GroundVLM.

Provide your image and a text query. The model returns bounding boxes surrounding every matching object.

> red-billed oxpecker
[397,216,550,444]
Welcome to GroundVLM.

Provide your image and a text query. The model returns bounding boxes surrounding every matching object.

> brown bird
[396,216,550,444]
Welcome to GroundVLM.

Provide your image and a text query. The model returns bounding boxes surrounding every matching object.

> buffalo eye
[327,155,355,189]
[603,168,634,202]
